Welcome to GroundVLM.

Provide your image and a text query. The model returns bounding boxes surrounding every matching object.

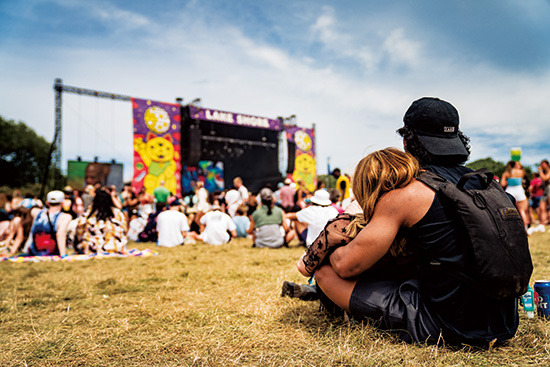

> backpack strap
[456,168,493,190]
[46,211,58,249]
[416,170,447,191]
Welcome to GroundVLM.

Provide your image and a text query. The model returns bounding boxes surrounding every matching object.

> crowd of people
[499,159,550,235]
[0,171,353,257]
[0,184,133,257]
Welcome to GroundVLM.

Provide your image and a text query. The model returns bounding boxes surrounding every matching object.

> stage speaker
[184,126,202,166]
[286,141,296,173]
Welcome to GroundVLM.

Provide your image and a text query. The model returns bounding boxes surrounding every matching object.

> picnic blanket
[0,248,158,263]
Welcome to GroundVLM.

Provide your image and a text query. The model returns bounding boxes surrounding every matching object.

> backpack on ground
[417,168,533,299]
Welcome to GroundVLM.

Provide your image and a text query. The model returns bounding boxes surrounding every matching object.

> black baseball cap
[403,97,468,157]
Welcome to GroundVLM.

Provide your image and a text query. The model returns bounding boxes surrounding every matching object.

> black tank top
[407,165,518,345]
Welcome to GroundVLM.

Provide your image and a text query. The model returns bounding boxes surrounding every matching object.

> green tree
[466,157,507,178]
[0,115,51,187]
[466,157,533,180]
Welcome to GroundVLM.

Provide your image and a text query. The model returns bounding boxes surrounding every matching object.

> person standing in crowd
[233,177,249,206]
[153,180,171,208]
[538,160,550,225]
[248,188,290,248]
[28,190,72,256]
[279,178,296,213]
[156,198,190,247]
[501,161,530,229]
[286,189,338,247]
[301,97,522,346]
[332,168,351,209]
[528,172,546,234]
[75,190,127,254]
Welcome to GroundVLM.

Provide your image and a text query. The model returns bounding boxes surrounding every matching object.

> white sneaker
[527,227,536,236]
[537,224,546,232]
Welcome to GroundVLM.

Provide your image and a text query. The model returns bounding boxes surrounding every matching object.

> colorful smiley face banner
[285,126,316,192]
[132,98,181,196]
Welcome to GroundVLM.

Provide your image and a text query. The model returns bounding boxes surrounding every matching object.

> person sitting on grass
[285,97,523,347]
[247,188,290,248]
[156,198,191,247]
[285,189,338,247]
[232,206,250,238]
[283,148,417,301]
[27,190,72,257]
[187,204,237,245]
[75,189,127,254]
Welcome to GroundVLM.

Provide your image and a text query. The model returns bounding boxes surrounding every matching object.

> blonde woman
[295,147,418,279]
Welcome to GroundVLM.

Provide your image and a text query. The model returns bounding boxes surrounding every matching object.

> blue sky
[1,0,549,180]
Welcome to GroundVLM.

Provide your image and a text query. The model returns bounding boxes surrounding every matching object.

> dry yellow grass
[1,232,550,366]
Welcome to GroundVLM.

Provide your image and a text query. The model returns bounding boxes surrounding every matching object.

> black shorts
[298,229,308,244]
[348,276,441,344]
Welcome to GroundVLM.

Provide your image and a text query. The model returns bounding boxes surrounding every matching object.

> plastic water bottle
[521,285,535,318]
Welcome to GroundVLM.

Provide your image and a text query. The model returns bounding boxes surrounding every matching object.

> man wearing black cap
[310,97,519,346]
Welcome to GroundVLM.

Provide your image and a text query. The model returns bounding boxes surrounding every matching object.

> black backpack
[417,168,533,299]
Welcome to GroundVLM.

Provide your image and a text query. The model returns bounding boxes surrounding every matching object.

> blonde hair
[347,147,420,255]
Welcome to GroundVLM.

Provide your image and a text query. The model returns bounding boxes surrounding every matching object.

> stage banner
[132,98,181,196]
[189,106,282,131]
[285,126,316,192]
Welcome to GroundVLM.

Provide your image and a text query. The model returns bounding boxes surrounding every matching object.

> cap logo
[443,126,455,133]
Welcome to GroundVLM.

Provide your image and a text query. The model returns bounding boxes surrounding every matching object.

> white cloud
[382,28,421,69]
[310,6,378,71]
[1,1,549,180]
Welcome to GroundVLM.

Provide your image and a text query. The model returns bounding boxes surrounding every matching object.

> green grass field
[1,231,550,366]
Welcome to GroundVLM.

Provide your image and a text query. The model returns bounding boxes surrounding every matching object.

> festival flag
[132,98,181,196]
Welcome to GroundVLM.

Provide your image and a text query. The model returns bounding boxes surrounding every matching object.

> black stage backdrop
[182,114,282,193]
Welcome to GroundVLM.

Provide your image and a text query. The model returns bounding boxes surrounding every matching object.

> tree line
[0,115,62,196]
